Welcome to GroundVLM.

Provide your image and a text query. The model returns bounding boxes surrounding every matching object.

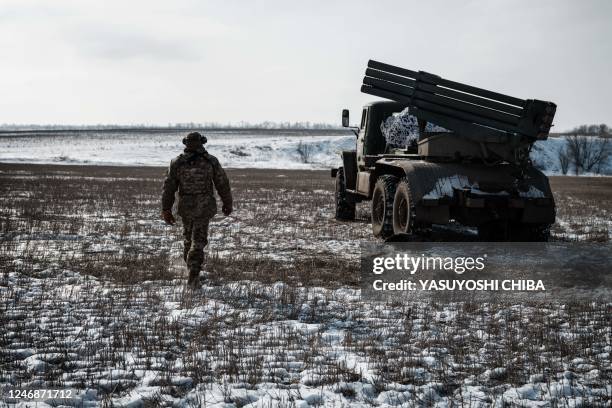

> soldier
[161,132,233,288]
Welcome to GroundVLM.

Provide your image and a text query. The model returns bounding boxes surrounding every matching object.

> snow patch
[422,175,471,199]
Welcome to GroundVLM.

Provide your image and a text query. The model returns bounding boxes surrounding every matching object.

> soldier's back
[172,152,220,219]
[174,153,216,196]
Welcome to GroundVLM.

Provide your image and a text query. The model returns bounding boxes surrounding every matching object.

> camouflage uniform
[161,146,232,276]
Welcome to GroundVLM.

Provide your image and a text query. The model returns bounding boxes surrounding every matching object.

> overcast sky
[1,0,610,130]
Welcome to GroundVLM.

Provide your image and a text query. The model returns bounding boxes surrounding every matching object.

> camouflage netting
[381,107,449,147]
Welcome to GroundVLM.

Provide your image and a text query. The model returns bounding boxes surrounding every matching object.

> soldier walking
[161,132,233,288]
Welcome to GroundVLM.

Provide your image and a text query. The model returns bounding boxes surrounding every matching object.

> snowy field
[1,164,610,407]
[0,129,354,170]
[0,129,610,175]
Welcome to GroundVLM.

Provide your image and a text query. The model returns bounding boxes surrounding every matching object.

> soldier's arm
[161,160,179,211]
[211,157,233,206]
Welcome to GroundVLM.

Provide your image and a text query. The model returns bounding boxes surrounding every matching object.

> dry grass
[549,176,612,241]
[0,163,367,287]
[0,163,610,406]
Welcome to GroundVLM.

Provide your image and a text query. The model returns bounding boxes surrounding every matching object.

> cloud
[0,0,611,127]
[0,2,69,21]
[66,25,203,61]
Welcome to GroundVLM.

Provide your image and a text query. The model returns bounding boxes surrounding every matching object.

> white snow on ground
[2,268,610,408]
[1,131,611,174]
[0,131,354,170]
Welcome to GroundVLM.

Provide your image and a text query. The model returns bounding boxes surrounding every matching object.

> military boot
[187,268,201,289]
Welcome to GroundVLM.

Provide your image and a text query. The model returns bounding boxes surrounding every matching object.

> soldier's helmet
[183,132,207,145]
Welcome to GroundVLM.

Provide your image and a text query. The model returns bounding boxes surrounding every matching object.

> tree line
[0,121,340,131]
[558,135,610,175]
[562,123,610,137]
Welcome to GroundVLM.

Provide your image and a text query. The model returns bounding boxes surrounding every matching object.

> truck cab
[336,101,412,202]
[354,101,409,169]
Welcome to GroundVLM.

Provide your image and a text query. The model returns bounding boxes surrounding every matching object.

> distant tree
[565,135,611,175]
[587,124,599,135]
[558,146,570,175]
[599,124,609,136]
[567,123,611,136]
[296,141,313,163]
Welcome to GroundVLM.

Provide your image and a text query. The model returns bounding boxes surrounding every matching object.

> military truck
[333,60,556,241]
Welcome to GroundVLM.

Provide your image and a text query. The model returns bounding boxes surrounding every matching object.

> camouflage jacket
[162,147,232,219]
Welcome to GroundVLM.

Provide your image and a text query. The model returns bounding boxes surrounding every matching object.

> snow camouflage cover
[380,107,450,147]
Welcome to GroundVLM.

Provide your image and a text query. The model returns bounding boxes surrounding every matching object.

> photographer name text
[373,279,545,291]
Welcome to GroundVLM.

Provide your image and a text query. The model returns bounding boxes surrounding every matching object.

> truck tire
[393,178,414,235]
[372,175,398,238]
[335,167,356,221]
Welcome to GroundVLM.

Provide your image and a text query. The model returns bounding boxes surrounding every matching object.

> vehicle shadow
[386,223,479,242]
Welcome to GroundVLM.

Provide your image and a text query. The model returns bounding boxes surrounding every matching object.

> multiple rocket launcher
[360,60,557,163]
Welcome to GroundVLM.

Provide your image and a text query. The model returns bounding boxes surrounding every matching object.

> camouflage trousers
[182,217,210,272]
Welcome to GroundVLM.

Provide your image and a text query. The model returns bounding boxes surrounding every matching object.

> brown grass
[0,164,610,405]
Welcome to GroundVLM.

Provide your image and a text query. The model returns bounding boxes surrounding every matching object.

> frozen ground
[0,165,611,407]
[0,129,610,175]
[2,269,610,407]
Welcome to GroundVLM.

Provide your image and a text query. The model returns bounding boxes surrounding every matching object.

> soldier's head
[183,132,207,151]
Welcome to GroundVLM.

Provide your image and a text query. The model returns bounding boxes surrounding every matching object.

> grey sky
[1,0,610,131]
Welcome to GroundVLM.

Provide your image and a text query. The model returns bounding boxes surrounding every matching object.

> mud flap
[341,151,357,190]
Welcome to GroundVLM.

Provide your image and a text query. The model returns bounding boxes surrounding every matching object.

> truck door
[356,108,368,170]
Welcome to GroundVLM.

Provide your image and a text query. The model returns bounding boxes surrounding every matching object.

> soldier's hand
[222,203,233,216]
[161,209,176,225]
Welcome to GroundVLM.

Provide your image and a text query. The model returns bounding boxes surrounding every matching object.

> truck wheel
[371,175,398,238]
[393,179,413,235]
[335,167,356,221]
